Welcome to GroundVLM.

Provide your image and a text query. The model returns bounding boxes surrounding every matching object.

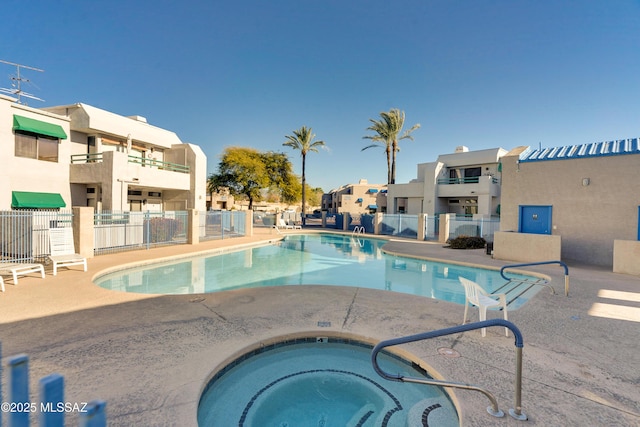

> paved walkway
[1,229,639,426]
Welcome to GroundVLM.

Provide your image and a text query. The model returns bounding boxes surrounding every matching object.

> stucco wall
[493,231,562,263]
[613,240,640,275]
[500,149,639,266]
[0,96,72,209]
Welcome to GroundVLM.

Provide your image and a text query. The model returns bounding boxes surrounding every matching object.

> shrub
[447,235,487,249]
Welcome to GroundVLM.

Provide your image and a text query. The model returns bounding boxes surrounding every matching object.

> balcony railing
[437,176,499,185]
[126,155,190,173]
[71,153,103,163]
[70,153,190,174]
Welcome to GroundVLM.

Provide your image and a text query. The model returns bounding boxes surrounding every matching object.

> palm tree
[362,109,420,184]
[283,126,326,221]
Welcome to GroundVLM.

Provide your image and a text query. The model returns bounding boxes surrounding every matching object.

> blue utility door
[519,205,552,235]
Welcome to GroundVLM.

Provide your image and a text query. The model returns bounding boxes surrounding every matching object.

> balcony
[71,153,190,173]
[437,175,500,197]
[69,151,191,190]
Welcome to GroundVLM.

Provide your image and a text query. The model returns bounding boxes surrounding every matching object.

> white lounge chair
[459,277,508,337]
[0,276,4,292]
[0,262,45,286]
[48,228,88,275]
[277,218,301,230]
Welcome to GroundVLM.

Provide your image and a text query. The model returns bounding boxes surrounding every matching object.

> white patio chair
[459,277,509,337]
[0,275,4,292]
[0,262,45,285]
[277,218,301,230]
[48,228,88,275]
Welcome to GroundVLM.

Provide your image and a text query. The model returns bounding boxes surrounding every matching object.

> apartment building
[0,95,206,211]
[386,146,507,217]
[1,94,73,209]
[321,179,387,214]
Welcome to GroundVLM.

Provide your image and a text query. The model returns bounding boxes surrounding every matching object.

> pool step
[495,278,549,306]
[407,398,459,427]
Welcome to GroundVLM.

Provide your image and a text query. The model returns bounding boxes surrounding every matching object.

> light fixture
[582,178,590,186]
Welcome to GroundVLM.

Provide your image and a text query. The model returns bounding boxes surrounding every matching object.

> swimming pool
[197,336,459,426]
[95,234,542,309]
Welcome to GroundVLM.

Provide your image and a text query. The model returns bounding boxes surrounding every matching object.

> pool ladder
[351,226,365,247]
[371,319,528,421]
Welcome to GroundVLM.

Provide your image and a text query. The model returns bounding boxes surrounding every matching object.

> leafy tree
[305,186,324,207]
[283,126,326,219]
[208,147,269,210]
[263,151,301,204]
[208,147,301,210]
[362,109,420,184]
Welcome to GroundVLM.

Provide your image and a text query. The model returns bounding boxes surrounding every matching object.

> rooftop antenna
[0,59,44,104]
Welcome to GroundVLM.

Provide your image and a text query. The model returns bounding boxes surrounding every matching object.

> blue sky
[2,0,639,191]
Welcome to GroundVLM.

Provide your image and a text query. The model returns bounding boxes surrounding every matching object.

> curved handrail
[371,319,527,420]
[500,260,570,296]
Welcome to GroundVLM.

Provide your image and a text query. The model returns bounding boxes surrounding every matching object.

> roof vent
[455,146,469,153]
[127,115,147,123]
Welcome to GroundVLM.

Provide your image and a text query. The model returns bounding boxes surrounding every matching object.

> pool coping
[197,330,462,424]
[91,232,551,306]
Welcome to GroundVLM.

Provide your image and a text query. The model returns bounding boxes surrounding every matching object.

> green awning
[13,115,67,139]
[11,191,66,209]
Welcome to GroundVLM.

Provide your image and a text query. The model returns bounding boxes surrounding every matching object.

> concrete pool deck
[0,229,638,426]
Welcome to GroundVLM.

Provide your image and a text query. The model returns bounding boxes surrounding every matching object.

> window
[15,131,59,162]
[463,167,481,183]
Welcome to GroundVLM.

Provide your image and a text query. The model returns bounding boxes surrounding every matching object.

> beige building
[206,188,235,210]
[499,139,640,267]
[322,179,387,214]
[0,94,206,211]
[387,146,507,217]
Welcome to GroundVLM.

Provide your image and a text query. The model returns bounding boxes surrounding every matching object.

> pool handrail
[351,225,365,236]
[500,260,570,296]
[371,319,528,421]
[351,226,365,247]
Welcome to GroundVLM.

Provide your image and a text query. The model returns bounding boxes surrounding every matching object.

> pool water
[95,234,541,309]
[197,338,459,427]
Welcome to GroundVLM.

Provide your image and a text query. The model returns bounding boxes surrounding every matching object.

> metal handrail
[351,225,365,237]
[500,260,570,296]
[127,155,190,173]
[371,319,528,421]
[351,226,365,247]
[71,153,103,163]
